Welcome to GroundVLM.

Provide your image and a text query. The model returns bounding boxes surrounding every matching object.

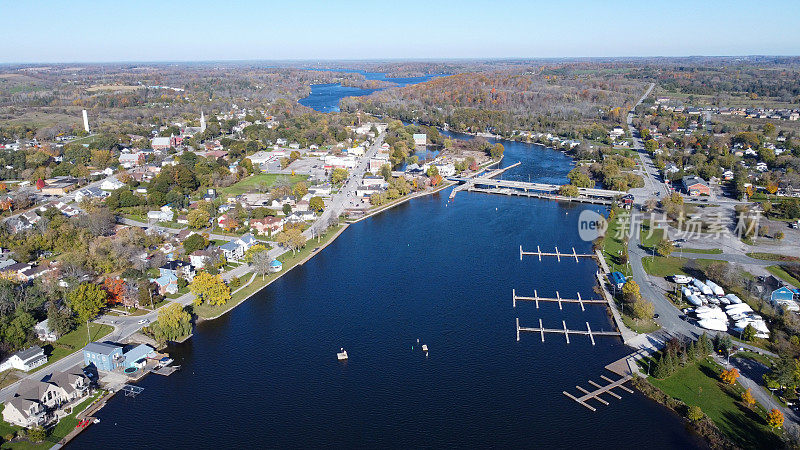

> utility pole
[86,319,90,345]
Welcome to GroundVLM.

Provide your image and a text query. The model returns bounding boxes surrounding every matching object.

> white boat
[725,303,753,314]
[697,318,728,331]
[692,278,713,296]
[337,348,348,360]
[673,275,692,284]
[725,294,742,304]
[681,286,692,298]
[705,280,725,296]
[686,294,703,306]
[421,344,428,354]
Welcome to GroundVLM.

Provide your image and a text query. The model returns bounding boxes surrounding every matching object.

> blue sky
[2,0,799,63]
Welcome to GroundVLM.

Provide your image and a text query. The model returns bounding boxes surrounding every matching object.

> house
[0,262,31,282]
[151,136,171,150]
[74,186,109,203]
[82,342,123,372]
[269,260,283,273]
[361,175,388,188]
[285,211,315,223]
[308,184,332,197]
[2,370,90,427]
[159,260,195,281]
[189,249,212,269]
[147,205,174,222]
[681,176,710,196]
[413,133,427,146]
[722,170,734,181]
[608,271,627,290]
[0,346,47,372]
[34,319,57,342]
[609,126,625,140]
[100,178,126,191]
[119,152,144,168]
[154,272,179,295]
[219,234,257,260]
[40,177,78,196]
[122,344,155,369]
[771,287,800,312]
[250,216,283,236]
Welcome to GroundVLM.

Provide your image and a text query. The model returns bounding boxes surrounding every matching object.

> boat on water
[337,348,348,360]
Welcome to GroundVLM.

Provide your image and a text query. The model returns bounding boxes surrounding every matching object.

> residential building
[82,342,123,372]
[2,371,90,427]
[250,216,284,236]
[0,346,47,372]
[74,186,109,203]
[159,260,195,281]
[100,178,125,191]
[154,272,179,295]
[151,136,171,150]
[189,250,212,269]
[34,319,57,342]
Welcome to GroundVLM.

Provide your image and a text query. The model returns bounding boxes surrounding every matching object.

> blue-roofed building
[771,286,798,303]
[153,272,178,295]
[269,259,283,273]
[83,342,123,372]
[123,344,155,369]
[609,271,626,289]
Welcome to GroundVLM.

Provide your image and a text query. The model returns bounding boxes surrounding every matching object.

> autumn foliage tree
[103,278,125,305]
[720,367,739,385]
[741,388,755,408]
[767,408,784,428]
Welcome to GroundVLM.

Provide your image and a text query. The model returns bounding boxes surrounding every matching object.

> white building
[0,346,47,372]
[100,178,125,191]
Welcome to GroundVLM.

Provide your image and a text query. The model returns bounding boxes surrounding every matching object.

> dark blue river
[299,70,437,112]
[72,135,702,448]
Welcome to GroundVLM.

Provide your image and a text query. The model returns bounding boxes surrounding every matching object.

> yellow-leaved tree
[190,272,231,306]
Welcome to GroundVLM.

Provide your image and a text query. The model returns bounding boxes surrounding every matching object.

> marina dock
[516,318,622,345]
[562,374,634,412]
[520,245,595,262]
[512,289,605,311]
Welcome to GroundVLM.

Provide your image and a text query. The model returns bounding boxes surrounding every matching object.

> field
[601,214,628,275]
[217,173,308,197]
[649,358,783,449]
[85,84,142,92]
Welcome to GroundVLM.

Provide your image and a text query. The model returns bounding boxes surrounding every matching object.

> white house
[0,346,47,372]
[218,233,258,260]
[147,205,174,223]
[100,178,125,191]
[34,320,57,342]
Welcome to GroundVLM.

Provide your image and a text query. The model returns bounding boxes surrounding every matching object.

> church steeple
[200,110,206,133]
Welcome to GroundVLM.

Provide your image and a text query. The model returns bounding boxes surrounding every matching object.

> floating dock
[562,374,633,412]
[512,289,605,311]
[520,245,595,262]
[516,318,621,345]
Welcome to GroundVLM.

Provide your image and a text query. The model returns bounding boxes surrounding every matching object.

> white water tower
[82,109,90,133]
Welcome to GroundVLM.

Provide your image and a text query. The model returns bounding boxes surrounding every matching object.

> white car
[138,319,149,325]
[671,275,691,284]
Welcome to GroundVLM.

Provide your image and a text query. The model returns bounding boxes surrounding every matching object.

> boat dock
[520,245,595,262]
[562,374,634,412]
[512,289,605,311]
[467,186,614,204]
[516,318,621,345]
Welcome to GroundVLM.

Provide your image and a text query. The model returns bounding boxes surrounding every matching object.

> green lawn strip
[217,174,308,197]
[765,265,800,287]
[679,248,723,254]
[642,256,689,277]
[746,252,800,262]
[601,214,629,275]
[194,225,343,319]
[639,220,664,249]
[620,315,660,334]
[39,323,113,370]
[649,358,782,449]
[165,286,189,299]
[731,351,774,367]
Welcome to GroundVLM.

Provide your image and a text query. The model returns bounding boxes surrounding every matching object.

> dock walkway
[563,374,634,412]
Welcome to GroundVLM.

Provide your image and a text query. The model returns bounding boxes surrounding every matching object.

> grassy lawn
[620,315,660,334]
[194,225,343,319]
[642,256,689,277]
[732,350,774,367]
[217,173,308,197]
[679,248,723,254]
[601,214,630,275]
[766,265,800,287]
[640,220,664,249]
[650,358,783,449]
[41,323,113,369]
[747,252,800,262]
[165,286,189,299]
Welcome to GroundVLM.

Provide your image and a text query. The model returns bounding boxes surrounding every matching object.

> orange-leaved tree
[720,367,739,385]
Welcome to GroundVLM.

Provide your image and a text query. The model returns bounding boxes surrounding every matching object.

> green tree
[631,299,655,320]
[489,143,504,159]
[742,323,757,342]
[309,196,324,213]
[621,279,641,303]
[3,311,36,350]
[155,303,192,341]
[558,184,579,197]
[66,283,108,324]
[687,405,704,422]
[331,168,349,184]
[27,426,46,443]
[655,238,674,257]
[183,233,208,255]
[282,203,292,215]
[187,209,210,229]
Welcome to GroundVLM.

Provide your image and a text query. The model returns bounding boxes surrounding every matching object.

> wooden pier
[562,374,633,412]
[516,318,621,345]
[512,289,605,311]
[520,245,595,262]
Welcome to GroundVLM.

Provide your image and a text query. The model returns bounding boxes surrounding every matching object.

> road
[626,83,671,203]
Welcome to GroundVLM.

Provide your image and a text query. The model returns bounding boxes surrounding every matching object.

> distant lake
[299,70,438,112]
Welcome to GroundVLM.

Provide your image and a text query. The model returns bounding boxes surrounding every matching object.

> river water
[73,127,701,448]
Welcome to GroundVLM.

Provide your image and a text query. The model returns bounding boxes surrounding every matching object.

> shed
[123,344,155,369]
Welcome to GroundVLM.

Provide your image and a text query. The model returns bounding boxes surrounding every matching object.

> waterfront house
[82,342,123,372]
[0,346,47,372]
[159,260,195,281]
[123,344,155,369]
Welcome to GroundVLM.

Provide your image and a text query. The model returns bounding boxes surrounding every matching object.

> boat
[705,280,725,296]
[686,294,702,307]
[337,348,348,360]
[697,318,728,331]
[673,275,692,284]
[93,418,100,424]
[421,344,428,354]
[725,294,742,304]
